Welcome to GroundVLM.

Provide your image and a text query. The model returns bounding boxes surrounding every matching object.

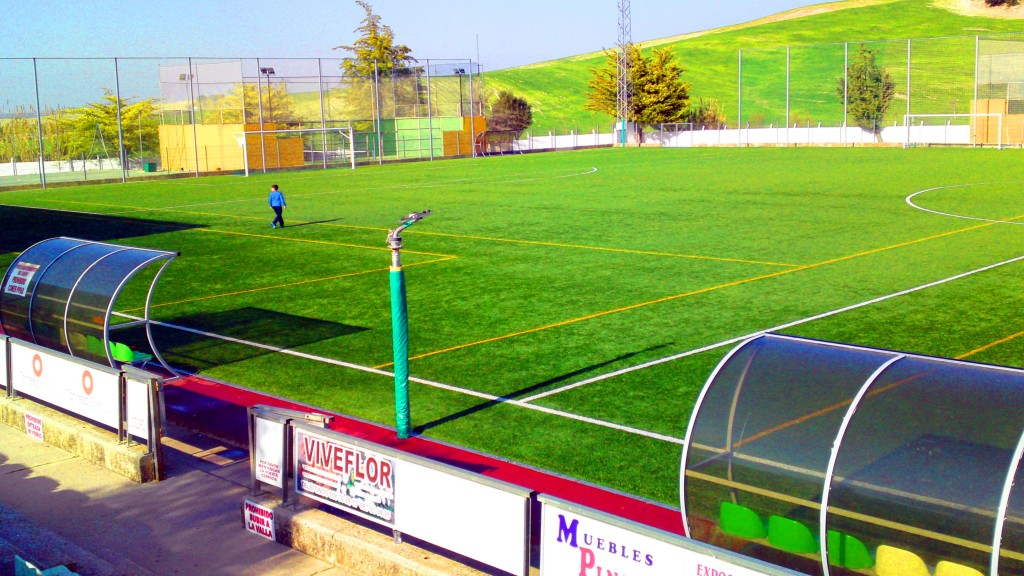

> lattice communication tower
[617,0,632,145]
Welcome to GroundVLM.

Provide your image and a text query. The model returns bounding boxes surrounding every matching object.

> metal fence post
[114,58,127,183]
[469,60,477,158]
[844,42,849,145]
[737,50,742,140]
[786,46,791,146]
[318,58,328,169]
[256,57,267,173]
[32,58,46,189]
[374,60,382,165]
[188,58,200,177]
[426,60,434,161]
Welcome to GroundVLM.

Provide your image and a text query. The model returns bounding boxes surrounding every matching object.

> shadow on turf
[146,307,368,373]
[0,205,201,255]
[414,343,674,435]
[281,218,343,228]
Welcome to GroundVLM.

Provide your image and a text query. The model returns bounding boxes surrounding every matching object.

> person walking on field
[269,184,286,228]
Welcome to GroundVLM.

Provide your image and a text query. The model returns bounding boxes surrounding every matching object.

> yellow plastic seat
[935,560,984,576]
[876,545,930,576]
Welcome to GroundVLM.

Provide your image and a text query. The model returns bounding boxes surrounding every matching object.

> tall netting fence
[729,32,1024,147]
[0,56,482,189]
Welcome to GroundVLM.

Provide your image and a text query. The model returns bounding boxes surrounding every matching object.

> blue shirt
[269,190,286,207]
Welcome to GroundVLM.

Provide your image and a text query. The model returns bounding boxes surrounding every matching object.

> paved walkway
[0,421,343,576]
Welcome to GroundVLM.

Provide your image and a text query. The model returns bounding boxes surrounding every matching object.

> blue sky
[3,0,828,71]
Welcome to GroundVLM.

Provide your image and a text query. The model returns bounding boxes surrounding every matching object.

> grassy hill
[483,0,1024,133]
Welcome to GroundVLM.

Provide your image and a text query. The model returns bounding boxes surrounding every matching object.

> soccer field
[2,146,1023,505]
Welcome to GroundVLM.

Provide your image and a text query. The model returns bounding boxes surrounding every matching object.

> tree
[487,91,533,136]
[334,1,417,78]
[64,92,158,159]
[585,45,693,128]
[213,83,297,125]
[838,45,895,138]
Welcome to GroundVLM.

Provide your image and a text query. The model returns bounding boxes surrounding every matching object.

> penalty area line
[113,312,682,445]
[520,252,1024,403]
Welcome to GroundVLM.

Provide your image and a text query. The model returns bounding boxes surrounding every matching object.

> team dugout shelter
[682,333,1024,576]
[0,237,178,373]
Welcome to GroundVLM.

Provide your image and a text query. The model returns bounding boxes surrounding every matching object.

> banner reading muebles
[293,427,396,524]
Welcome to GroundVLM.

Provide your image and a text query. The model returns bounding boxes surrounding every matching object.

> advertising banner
[9,341,120,429]
[254,416,285,488]
[540,497,797,576]
[293,427,396,525]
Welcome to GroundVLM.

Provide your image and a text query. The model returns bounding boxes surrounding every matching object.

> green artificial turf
[1,146,1023,506]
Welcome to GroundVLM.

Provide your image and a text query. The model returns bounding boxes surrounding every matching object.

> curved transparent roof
[682,334,1024,576]
[0,237,178,373]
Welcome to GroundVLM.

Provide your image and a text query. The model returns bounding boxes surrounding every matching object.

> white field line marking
[109,167,599,215]
[115,312,682,444]
[906,181,1024,226]
[520,253,1024,403]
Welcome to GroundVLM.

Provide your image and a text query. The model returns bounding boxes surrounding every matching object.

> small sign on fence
[3,262,39,297]
[244,500,276,541]
[23,412,43,441]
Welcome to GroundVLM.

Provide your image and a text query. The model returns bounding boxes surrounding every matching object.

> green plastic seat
[719,502,767,539]
[14,556,78,576]
[111,342,135,363]
[85,335,105,356]
[768,515,818,553]
[827,530,874,569]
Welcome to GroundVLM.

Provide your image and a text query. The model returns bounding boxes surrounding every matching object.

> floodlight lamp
[260,67,276,76]
[454,68,465,75]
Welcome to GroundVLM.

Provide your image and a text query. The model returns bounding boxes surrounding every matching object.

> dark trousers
[271,206,284,227]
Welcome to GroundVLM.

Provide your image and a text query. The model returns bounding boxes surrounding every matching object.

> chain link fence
[0,56,481,189]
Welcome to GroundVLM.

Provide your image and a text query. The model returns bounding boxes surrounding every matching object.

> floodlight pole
[387,210,432,440]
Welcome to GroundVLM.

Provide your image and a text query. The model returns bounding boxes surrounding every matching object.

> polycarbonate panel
[0,238,90,341]
[31,243,124,350]
[684,334,896,572]
[1000,454,1024,575]
[828,357,1024,574]
[67,250,162,363]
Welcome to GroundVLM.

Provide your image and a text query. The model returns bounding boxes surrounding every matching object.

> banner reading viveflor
[293,427,396,525]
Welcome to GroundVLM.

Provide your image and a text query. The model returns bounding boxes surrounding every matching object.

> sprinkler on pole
[387,210,431,439]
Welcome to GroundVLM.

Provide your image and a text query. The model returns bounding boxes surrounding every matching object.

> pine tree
[585,46,692,126]
[334,1,417,78]
[838,45,895,138]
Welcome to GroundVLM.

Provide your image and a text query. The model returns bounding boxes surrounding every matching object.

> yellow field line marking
[403,230,801,267]
[375,218,1014,368]
[190,227,451,257]
[23,198,453,258]
[958,330,1024,360]
[135,257,456,311]
[26,198,797,266]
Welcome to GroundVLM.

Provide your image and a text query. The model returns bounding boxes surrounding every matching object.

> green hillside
[484,0,1024,133]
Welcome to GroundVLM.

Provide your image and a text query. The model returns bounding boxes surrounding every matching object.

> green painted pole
[390,265,411,439]
[386,210,430,440]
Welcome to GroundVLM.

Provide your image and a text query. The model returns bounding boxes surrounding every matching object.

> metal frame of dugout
[0,237,178,375]
[681,333,1024,576]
